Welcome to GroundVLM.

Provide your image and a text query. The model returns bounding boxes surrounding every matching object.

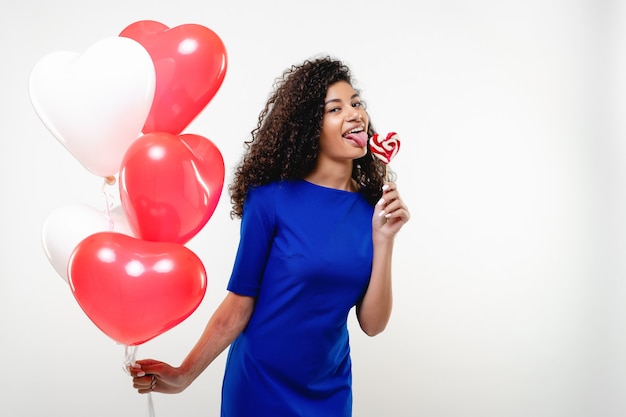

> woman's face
[318,81,369,162]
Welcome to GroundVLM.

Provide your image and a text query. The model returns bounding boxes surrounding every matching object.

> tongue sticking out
[344,131,368,147]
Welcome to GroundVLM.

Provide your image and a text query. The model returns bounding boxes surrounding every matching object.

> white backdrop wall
[1,1,624,416]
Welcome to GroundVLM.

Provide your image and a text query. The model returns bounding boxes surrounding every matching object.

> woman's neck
[304,162,356,192]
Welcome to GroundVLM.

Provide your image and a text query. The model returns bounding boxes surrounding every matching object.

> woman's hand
[358,181,409,336]
[372,182,410,240]
[128,292,255,395]
[129,359,189,395]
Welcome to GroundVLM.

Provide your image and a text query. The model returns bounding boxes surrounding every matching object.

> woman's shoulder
[245,180,294,205]
[249,179,369,203]
[248,179,302,195]
[245,180,314,209]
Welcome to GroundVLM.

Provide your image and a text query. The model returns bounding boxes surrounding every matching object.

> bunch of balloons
[30,21,228,348]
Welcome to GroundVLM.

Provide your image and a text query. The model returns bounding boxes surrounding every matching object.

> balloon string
[123,345,156,417]
[102,176,116,231]
[123,344,138,370]
[146,390,155,417]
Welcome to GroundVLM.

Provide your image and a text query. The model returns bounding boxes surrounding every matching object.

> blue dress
[222,180,374,417]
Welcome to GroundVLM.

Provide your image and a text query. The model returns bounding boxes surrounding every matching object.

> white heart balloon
[42,204,134,282]
[29,37,156,177]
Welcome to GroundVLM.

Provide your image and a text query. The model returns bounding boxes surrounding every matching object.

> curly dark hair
[229,56,387,218]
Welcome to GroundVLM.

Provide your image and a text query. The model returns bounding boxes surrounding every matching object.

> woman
[129,56,410,416]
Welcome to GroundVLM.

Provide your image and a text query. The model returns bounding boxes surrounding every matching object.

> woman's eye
[352,101,363,108]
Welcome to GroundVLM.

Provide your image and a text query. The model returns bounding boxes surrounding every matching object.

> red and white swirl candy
[369,132,400,164]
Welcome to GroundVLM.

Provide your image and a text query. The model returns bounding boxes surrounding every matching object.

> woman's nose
[346,111,362,122]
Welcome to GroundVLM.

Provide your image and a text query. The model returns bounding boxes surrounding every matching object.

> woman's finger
[133,374,156,393]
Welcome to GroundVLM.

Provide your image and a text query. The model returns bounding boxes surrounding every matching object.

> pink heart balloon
[68,232,207,346]
[119,132,225,244]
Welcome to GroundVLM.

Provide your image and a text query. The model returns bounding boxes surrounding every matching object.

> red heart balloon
[68,232,207,346]
[119,132,225,244]
[120,20,228,135]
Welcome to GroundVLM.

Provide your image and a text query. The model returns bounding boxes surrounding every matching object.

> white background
[1,0,625,416]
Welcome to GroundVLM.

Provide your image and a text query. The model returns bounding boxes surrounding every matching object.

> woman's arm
[130,291,255,394]
[356,182,410,336]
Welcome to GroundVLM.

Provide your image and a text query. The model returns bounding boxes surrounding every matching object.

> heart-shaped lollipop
[369,132,401,164]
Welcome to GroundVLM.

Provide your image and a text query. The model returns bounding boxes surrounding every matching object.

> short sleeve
[227,184,276,297]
